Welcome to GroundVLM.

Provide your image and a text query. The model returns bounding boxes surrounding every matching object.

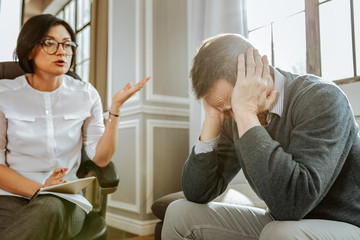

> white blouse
[0,74,105,197]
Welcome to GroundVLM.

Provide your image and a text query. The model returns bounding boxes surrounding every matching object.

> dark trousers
[0,195,86,240]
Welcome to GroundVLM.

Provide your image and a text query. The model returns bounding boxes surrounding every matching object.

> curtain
[89,0,108,110]
[87,0,108,204]
[188,0,248,147]
[187,0,248,184]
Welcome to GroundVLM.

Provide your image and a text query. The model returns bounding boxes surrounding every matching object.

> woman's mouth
[54,60,66,66]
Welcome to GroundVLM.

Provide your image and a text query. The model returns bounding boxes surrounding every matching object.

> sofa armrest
[151,183,267,221]
[151,191,185,220]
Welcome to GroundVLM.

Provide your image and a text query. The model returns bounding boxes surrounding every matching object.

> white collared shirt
[195,67,286,154]
[0,75,105,197]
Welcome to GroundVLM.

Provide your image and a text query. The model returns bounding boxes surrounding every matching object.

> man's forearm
[199,116,223,141]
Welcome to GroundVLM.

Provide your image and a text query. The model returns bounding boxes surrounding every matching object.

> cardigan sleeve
[182,119,241,203]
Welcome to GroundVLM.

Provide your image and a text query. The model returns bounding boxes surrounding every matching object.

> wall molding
[107,0,141,109]
[145,0,189,106]
[106,213,160,236]
[120,104,189,117]
[107,119,141,213]
[145,119,190,214]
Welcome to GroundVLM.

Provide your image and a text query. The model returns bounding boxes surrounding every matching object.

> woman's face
[30,24,73,76]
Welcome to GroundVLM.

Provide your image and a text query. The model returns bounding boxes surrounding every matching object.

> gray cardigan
[182,69,360,227]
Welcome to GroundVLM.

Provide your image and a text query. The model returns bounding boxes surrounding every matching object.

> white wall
[0,0,22,61]
[106,0,189,235]
[338,82,360,116]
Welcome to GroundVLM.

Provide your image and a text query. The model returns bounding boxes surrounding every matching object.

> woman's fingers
[125,77,150,93]
[51,168,68,179]
[43,168,68,188]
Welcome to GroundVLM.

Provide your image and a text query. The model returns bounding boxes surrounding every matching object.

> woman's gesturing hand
[42,168,68,188]
[112,77,151,109]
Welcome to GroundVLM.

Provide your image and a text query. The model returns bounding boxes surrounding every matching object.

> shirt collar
[269,66,285,117]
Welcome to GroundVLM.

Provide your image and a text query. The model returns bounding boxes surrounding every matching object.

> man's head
[190,33,254,100]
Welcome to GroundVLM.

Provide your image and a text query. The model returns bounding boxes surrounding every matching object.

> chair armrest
[77,157,120,217]
[77,159,120,189]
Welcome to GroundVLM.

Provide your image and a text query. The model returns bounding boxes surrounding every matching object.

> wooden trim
[333,76,360,85]
[305,0,321,76]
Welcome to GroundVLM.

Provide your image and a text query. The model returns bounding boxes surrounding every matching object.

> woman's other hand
[112,77,151,109]
[42,168,68,188]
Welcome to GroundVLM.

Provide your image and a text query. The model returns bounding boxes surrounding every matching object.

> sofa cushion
[213,183,267,209]
[151,191,185,220]
[151,183,267,221]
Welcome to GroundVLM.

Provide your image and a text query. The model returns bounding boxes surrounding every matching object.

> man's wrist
[234,112,261,138]
[195,136,220,154]
[200,115,223,141]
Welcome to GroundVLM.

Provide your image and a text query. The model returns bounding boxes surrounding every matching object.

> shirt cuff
[194,135,220,154]
[0,150,5,165]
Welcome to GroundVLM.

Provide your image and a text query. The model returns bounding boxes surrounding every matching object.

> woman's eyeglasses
[39,39,78,55]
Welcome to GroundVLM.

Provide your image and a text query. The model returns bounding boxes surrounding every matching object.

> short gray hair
[190,33,254,99]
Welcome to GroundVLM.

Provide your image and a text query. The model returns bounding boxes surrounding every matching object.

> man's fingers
[254,49,263,79]
[265,90,279,110]
[237,54,246,80]
[262,55,270,80]
[246,48,256,75]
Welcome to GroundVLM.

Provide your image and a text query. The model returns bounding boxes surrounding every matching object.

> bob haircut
[15,14,76,73]
[190,33,254,99]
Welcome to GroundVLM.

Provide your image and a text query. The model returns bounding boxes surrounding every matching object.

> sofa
[151,183,267,240]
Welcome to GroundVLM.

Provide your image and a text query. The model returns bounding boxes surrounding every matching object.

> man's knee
[259,221,306,240]
[163,199,192,227]
[162,199,201,239]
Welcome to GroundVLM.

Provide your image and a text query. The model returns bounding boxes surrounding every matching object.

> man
[162,34,360,239]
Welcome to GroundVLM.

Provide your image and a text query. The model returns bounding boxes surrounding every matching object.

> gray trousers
[162,199,360,240]
[0,195,86,240]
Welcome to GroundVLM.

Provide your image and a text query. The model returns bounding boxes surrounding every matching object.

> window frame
[306,0,359,84]
[247,0,359,84]
[56,0,92,80]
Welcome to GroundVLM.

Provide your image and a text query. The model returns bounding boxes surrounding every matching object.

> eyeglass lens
[42,40,76,55]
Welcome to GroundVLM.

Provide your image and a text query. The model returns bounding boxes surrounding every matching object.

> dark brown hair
[190,34,253,99]
[15,14,76,73]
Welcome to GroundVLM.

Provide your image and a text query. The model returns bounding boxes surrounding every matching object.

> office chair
[0,61,120,240]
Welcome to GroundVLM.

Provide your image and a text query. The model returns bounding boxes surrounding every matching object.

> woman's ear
[28,47,36,60]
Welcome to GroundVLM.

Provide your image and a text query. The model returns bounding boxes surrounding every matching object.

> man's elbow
[270,208,306,221]
[183,188,212,204]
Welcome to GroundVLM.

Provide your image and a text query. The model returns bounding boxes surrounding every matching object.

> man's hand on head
[231,48,278,137]
[199,99,229,142]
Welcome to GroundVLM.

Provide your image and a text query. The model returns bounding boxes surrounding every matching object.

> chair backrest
[0,61,81,80]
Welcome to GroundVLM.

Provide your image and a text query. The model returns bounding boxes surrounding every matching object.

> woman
[0,14,149,239]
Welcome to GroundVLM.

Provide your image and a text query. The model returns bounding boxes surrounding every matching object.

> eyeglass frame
[38,39,78,55]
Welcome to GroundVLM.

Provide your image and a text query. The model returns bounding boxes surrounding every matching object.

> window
[246,0,360,82]
[0,0,21,61]
[57,0,92,82]
[247,0,306,74]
